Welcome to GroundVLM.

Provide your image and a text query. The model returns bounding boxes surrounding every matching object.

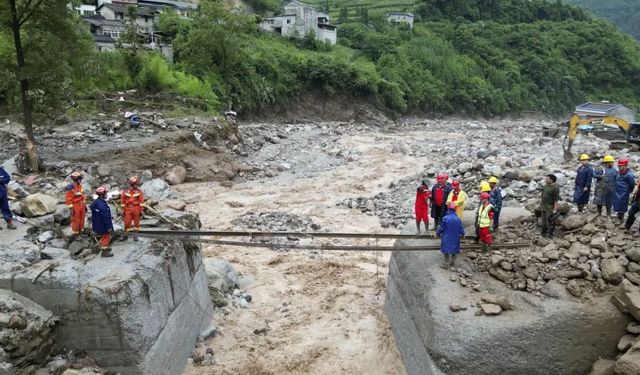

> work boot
[449,254,457,269]
[607,208,612,217]
[424,222,429,233]
[597,205,602,217]
[101,248,114,258]
[416,222,421,234]
[441,254,450,269]
[133,234,139,242]
[481,243,489,252]
[6,221,16,230]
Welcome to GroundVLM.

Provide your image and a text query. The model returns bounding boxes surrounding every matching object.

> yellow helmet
[488,177,499,184]
[579,154,590,161]
[480,181,491,192]
[603,155,615,163]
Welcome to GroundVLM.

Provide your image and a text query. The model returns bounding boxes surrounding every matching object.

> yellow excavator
[562,113,640,160]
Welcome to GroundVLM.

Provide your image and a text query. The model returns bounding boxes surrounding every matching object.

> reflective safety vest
[477,203,493,228]
[121,188,144,208]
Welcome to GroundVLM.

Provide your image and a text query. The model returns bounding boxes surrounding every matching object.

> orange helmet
[96,186,108,196]
[128,175,140,185]
[70,172,83,181]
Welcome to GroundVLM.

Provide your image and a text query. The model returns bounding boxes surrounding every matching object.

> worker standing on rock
[613,158,636,225]
[414,181,431,233]
[593,155,617,217]
[624,181,640,232]
[0,166,17,230]
[539,174,560,238]
[573,154,593,212]
[121,176,144,241]
[431,174,452,228]
[91,187,113,258]
[488,177,502,231]
[446,180,467,219]
[476,192,494,251]
[65,172,86,236]
[437,202,465,270]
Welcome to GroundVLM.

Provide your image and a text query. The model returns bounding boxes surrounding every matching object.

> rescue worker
[624,181,640,232]
[437,202,465,270]
[431,174,452,228]
[121,176,144,241]
[488,177,502,231]
[474,181,492,242]
[476,192,494,251]
[65,172,86,236]
[540,174,560,238]
[613,158,636,225]
[446,180,467,219]
[414,180,430,233]
[91,187,113,258]
[593,155,617,217]
[0,166,17,230]
[573,154,593,212]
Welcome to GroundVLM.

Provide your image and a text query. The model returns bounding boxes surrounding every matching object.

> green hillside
[566,0,640,41]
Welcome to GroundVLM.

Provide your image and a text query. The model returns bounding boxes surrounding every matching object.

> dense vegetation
[567,0,640,41]
[1,0,640,121]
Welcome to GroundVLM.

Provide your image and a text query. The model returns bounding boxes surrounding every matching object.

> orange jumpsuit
[121,188,144,232]
[65,183,86,235]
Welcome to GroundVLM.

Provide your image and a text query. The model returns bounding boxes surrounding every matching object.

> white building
[259,1,337,45]
[387,12,414,29]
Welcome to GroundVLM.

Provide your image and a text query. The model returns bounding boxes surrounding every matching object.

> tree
[0,0,87,171]
[359,7,369,24]
[338,7,348,23]
[324,0,330,14]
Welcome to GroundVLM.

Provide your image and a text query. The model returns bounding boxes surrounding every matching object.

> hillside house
[575,102,636,123]
[387,12,414,28]
[80,0,189,61]
[259,1,337,45]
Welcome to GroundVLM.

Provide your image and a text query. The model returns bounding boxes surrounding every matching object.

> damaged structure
[259,1,337,45]
[0,208,213,374]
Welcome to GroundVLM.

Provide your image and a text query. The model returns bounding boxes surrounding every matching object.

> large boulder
[601,259,625,285]
[21,194,57,218]
[386,237,629,375]
[164,166,187,186]
[615,342,640,375]
[141,179,174,202]
[561,215,588,230]
[203,258,239,293]
[588,359,615,375]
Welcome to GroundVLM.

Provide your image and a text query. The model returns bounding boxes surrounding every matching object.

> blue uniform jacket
[573,164,593,205]
[90,198,113,235]
[613,171,636,213]
[0,167,9,194]
[490,188,503,212]
[436,209,465,255]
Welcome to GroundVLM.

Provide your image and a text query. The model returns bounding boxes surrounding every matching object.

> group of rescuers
[0,168,144,258]
[416,154,639,270]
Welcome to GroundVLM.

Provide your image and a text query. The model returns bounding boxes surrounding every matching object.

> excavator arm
[563,114,630,158]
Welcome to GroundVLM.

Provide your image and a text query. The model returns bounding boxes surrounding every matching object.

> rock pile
[589,280,640,375]
[231,212,322,233]
[0,290,57,373]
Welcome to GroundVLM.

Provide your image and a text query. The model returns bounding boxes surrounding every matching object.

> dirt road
[178,126,437,374]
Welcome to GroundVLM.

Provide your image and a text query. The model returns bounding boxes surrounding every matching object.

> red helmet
[70,172,83,181]
[96,186,108,196]
[480,192,490,200]
[128,175,140,185]
[619,159,630,167]
[452,180,460,189]
[436,174,445,182]
[443,173,449,181]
